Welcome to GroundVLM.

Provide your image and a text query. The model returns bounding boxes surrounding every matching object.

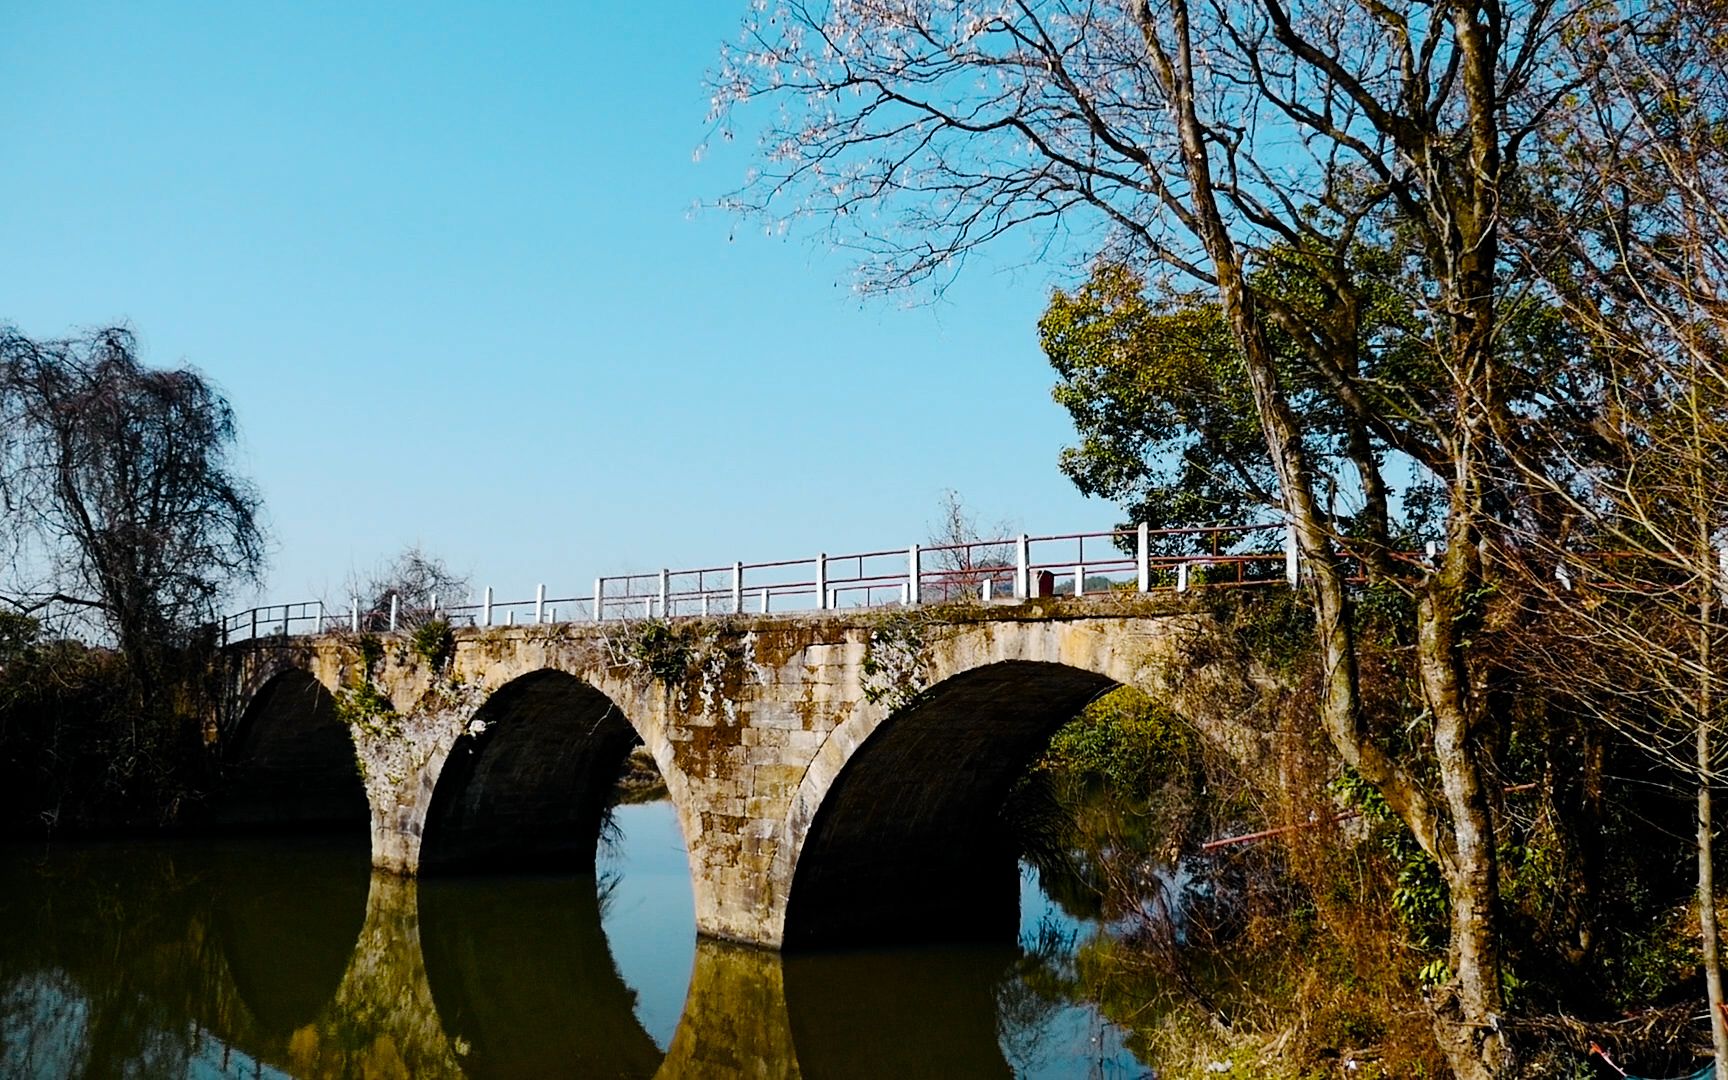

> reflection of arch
[205,840,371,1041]
[784,945,1015,1078]
[784,661,1114,948]
[419,669,641,873]
[419,876,663,1078]
[219,669,367,829]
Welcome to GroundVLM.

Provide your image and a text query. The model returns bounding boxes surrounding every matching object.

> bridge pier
[356,709,477,877]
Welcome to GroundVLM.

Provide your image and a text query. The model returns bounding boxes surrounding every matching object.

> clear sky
[0,3,1112,610]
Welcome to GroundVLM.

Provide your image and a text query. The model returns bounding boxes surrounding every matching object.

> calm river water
[0,801,1151,1078]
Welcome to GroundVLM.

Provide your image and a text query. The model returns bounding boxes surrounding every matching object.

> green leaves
[1042,264,1271,546]
[1038,686,1198,791]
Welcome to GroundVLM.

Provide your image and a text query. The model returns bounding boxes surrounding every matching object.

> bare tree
[0,326,264,682]
[712,2,1609,1071]
[342,546,470,632]
[1496,8,1728,1070]
[925,489,1014,600]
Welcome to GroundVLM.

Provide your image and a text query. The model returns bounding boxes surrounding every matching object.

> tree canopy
[0,326,264,674]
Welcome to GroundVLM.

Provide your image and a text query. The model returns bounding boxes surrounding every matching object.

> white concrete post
[1137,522,1151,592]
[1285,525,1301,586]
[507,610,515,625]
[1073,564,1086,597]
[251,608,258,640]
[828,588,839,609]
[908,544,922,605]
[1177,562,1190,592]
[482,586,494,626]
[430,593,438,617]
[901,582,910,605]
[644,597,653,619]
[732,562,744,614]
[981,579,993,602]
[760,588,770,614]
[701,594,711,617]
[593,578,603,621]
[351,597,360,632]
[1016,534,1031,599]
[534,584,545,624]
[816,554,828,610]
[389,594,399,631]
[659,569,670,618]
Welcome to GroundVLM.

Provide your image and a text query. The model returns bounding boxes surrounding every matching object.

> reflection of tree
[0,838,674,1080]
[0,846,297,1078]
[2,971,103,1077]
[996,916,1082,1076]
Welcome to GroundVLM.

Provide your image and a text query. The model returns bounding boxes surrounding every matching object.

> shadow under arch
[418,874,664,1078]
[217,668,368,830]
[784,660,1115,949]
[419,669,642,874]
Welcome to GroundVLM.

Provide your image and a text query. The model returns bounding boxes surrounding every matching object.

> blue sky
[0,3,1111,609]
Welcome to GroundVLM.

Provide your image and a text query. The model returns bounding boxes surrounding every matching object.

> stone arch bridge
[220,593,1289,950]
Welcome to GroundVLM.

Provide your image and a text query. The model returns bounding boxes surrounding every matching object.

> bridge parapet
[222,522,1296,643]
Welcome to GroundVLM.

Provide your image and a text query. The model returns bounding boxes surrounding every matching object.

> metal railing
[222,522,1300,643]
[220,600,330,642]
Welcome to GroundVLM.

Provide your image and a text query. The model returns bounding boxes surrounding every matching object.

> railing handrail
[222,520,1301,642]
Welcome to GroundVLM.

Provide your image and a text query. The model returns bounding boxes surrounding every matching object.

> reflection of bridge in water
[0,840,1043,1078]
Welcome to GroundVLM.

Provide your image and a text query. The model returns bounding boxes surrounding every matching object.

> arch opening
[784,660,1117,950]
[418,669,642,874]
[218,670,367,830]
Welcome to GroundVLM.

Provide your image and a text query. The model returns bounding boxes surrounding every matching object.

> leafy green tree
[1043,265,1273,545]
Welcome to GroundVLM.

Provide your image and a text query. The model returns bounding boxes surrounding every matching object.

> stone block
[750,764,806,800]
[746,744,790,766]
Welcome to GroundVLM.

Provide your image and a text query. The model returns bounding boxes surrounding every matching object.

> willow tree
[0,326,265,686]
[714,2,1598,1073]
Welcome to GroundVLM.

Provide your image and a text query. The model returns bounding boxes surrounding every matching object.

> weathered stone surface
[227,596,1286,948]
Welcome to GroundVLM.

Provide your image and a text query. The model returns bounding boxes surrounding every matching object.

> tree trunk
[1139,4,1507,1071]
[1699,753,1726,1080]
[1697,598,1727,1080]
[1417,529,1507,1079]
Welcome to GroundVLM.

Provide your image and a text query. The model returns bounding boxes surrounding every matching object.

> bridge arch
[780,659,1117,947]
[419,668,651,873]
[218,667,368,830]
[773,617,1184,949]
